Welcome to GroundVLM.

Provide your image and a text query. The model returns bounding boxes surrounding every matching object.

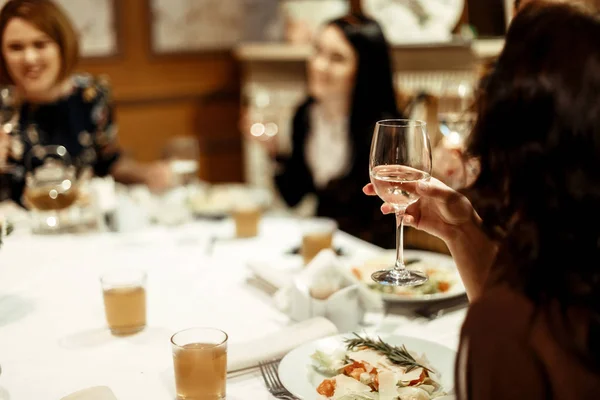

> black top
[2,74,121,203]
[274,100,395,248]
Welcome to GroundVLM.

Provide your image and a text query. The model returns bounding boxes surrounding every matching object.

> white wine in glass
[369,119,432,286]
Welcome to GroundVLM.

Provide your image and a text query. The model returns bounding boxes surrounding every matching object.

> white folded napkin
[275,249,383,314]
[60,386,117,400]
[227,317,337,373]
[246,257,300,290]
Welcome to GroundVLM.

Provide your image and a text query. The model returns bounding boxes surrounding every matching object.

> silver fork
[258,360,299,400]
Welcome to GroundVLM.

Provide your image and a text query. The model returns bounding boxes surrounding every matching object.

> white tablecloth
[0,216,466,399]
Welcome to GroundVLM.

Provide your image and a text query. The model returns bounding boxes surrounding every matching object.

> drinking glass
[438,79,476,145]
[0,85,18,131]
[232,206,262,238]
[301,217,337,265]
[0,85,19,172]
[369,119,432,286]
[163,136,200,186]
[171,328,228,400]
[100,269,147,335]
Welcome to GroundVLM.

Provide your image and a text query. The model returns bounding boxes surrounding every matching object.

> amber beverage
[100,270,147,335]
[301,218,337,265]
[25,185,79,210]
[232,207,261,238]
[171,328,228,400]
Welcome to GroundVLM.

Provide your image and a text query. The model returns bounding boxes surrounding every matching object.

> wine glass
[438,79,475,145]
[0,85,19,173]
[163,136,200,186]
[369,119,432,286]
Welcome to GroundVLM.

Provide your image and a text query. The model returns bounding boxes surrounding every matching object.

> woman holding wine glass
[366,2,600,397]
[0,0,172,206]
[249,14,402,248]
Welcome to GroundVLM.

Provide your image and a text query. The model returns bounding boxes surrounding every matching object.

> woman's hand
[431,136,480,190]
[363,178,476,244]
[363,178,497,301]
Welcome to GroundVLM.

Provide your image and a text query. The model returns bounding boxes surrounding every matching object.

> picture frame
[147,0,349,54]
[148,0,262,54]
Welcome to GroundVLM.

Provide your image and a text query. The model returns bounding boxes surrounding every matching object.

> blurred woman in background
[366,2,600,397]
[271,14,401,248]
[0,0,172,205]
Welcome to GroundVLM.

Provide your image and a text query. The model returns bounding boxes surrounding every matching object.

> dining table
[0,214,468,399]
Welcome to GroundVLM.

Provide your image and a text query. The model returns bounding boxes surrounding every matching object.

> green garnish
[344,334,432,373]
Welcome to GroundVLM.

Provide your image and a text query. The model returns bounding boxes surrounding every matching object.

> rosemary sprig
[344,333,432,373]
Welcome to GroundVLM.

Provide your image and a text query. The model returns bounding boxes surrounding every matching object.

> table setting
[0,117,470,399]
[0,211,468,399]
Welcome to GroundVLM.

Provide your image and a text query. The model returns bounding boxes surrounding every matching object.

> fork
[258,360,300,400]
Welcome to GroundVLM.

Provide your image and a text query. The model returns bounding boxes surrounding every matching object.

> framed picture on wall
[0,0,120,58]
[148,0,351,54]
[149,0,292,54]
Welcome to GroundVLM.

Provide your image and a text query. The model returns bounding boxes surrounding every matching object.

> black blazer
[274,100,396,248]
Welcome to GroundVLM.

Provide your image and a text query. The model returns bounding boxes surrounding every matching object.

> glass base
[109,325,146,336]
[371,268,428,287]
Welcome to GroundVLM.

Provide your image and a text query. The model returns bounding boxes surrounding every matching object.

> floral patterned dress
[1,74,121,204]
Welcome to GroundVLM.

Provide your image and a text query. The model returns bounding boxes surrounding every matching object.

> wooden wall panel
[77,0,243,182]
[112,101,199,161]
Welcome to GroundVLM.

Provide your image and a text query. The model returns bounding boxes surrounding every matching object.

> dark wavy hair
[515,0,600,13]
[467,1,600,367]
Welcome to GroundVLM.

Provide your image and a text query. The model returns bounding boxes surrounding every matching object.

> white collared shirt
[304,105,352,189]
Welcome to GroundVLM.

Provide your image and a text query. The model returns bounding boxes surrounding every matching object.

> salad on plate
[350,250,464,301]
[311,334,447,400]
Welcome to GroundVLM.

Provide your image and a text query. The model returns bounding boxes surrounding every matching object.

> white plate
[189,184,272,218]
[352,250,466,303]
[279,333,456,400]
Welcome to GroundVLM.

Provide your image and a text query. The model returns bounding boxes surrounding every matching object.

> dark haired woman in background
[365,2,600,397]
[273,15,401,248]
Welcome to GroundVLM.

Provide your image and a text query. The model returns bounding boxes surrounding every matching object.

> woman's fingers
[380,203,417,227]
[362,183,376,196]
[380,203,394,214]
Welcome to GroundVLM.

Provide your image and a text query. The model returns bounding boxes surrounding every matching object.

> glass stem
[394,211,406,272]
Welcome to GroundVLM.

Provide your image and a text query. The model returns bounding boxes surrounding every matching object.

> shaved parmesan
[397,386,430,400]
[348,350,425,383]
[418,384,435,394]
[332,375,374,400]
[348,349,386,369]
[378,370,398,400]
[397,367,424,383]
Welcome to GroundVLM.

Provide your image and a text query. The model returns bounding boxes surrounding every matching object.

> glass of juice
[301,217,337,265]
[232,205,262,238]
[171,327,228,400]
[100,269,147,335]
